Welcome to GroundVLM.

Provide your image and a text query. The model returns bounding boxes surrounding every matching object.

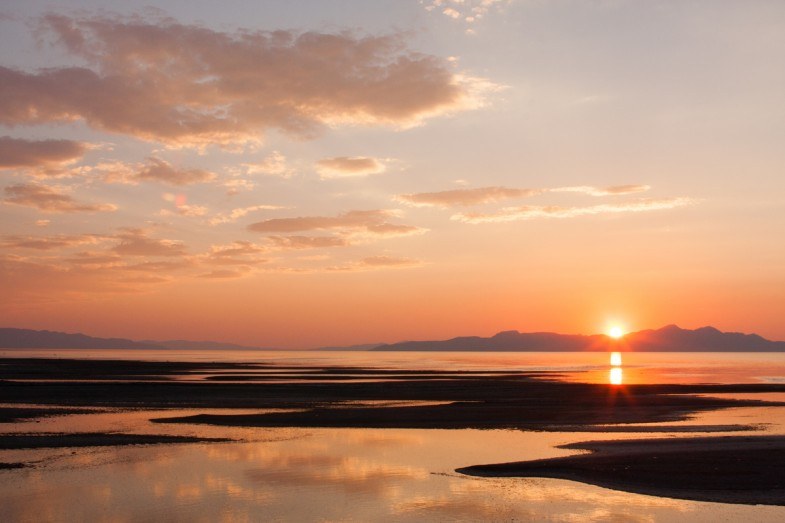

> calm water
[3,348,785,384]
[2,350,785,521]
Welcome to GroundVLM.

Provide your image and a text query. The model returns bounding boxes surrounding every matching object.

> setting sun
[609,326,624,339]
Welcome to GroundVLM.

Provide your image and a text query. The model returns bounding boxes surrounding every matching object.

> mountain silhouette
[0,328,166,350]
[373,325,785,352]
[2,325,783,352]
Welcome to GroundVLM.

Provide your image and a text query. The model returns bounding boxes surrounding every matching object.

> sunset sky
[1,1,784,348]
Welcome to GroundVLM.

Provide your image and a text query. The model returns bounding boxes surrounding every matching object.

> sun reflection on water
[609,352,623,385]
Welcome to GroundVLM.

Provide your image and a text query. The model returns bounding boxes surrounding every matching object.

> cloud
[0,233,104,250]
[452,197,696,224]
[242,151,292,177]
[111,228,187,257]
[197,267,253,279]
[423,0,511,32]
[551,185,651,197]
[209,205,284,226]
[396,186,541,207]
[0,136,87,169]
[0,255,150,299]
[65,251,123,267]
[249,210,426,254]
[0,14,490,147]
[161,204,209,218]
[396,185,651,208]
[249,210,399,233]
[203,241,267,265]
[267,235,349,249]
[223,178,256,195]
[360,255,420,267]
[160,192,209,217]
[135,158,216,185]
[327,255,422,272]
[124,260,192,272]
[3,183,117,213]
[92,158,215,185]
[315,156,385,178]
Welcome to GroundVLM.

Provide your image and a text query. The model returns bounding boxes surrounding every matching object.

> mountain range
[372,325,785,352]
[1,325,784,352]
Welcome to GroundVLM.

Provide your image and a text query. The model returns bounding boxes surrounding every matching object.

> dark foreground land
[3,357,785,504]
[459,435,785,505]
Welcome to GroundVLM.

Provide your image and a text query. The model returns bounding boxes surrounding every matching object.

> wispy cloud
[209,204,284,226]
[267,235,349,250]
[0,136,87,169]
[396,186,541,207]
[550,185,651,197]
[3,183,117,213]
[93,157,216,185]
[327,255,422,272]
[111,228,187,257]
[423,0,512,33]
[0,233,104,250]
[242,151,292,178]
[248,210,421,236]
[135,158,216,185]
[0,14,492,147]
[203,241,267,266]
[315,156,386,179]
[452,197,696,224]
[197,267,254,279]
[396,184,651,208]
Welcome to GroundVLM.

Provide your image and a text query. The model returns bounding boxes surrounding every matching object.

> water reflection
[4,429,783,522]
[609,352,623,385]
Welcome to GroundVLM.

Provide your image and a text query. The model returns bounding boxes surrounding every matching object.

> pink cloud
[3,183,117,213]
[249,210,396,233]
[0,136,87,169]
[111,228,187,257]
[327,255,422,272]
[0,14,487,147]
[1,233,104,250]
[396,186,541,207]
[135,158,216,185]
[248,210,427,243]
[315,156,385,178]
[267,235,349,249]
[452,197,696,224]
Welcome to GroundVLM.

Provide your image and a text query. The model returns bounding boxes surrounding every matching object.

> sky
[1,0,784,348]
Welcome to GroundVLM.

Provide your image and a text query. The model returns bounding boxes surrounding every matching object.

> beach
[2,355,785,511]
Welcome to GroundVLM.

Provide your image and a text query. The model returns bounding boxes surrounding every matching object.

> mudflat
[3,357,784,431]
[457,435,785,506]
[3,356,785,505]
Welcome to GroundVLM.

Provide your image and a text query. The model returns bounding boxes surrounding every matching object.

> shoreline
[3,357,785,506]
[457,435,785,506]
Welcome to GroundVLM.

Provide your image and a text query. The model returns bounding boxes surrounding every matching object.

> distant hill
[373,325,785,352]
[3,325,784,352]
[0,328,166,350]
[142,339,270,351]
[0,328,268,351]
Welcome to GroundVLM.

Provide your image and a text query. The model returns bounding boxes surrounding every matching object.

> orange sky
[1,1,784,347]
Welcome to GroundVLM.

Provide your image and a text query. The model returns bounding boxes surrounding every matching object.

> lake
[1,350,785,521]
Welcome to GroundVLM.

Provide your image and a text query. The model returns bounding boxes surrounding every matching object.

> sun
[608,326,624,339]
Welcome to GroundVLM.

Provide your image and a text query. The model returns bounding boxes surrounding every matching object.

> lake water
[2,350,785,521]
[3,348,785,384]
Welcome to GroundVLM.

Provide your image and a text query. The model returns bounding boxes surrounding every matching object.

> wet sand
[4,358,784,431]
[0,433,232,450]
[3,357,785,505]
[458,435,785,506]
